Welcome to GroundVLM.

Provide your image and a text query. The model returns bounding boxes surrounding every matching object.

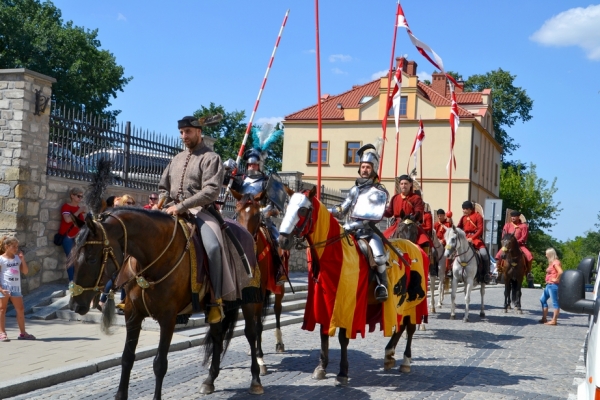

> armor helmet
[243,148,264,171]
[356,143,380,176]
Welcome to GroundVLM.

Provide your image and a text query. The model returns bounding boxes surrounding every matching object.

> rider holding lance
[434,209,453,246]
[457,201,490,284]
[223,125,288,286]
[329,143,390,302]
[496,210,533,277]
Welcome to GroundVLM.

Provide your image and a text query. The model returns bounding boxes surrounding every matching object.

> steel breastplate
[241,175,266,196]
[350,185,388,220]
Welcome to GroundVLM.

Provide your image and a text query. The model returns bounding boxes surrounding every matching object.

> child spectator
[0,236,35,341]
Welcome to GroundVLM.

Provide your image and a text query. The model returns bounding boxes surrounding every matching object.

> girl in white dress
[0,236,35,341]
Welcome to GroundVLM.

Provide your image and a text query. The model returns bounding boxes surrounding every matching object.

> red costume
[496,221,533,262]
[383,192,430,247]
[422,212,433,237]
[457,211,485,249]
[434,220,453,245]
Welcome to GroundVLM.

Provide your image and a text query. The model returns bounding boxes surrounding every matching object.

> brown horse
[230,189,287,375]
[67,208,264,399]
[499,232,526,314]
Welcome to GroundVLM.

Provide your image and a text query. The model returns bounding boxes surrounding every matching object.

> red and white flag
[447,82,459,173]
[408,118,425,172]
[396,2,462,89]
[391,58,403,143]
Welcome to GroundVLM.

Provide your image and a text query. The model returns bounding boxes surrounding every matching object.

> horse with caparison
[443,226,486,322]
[68,208,265,399]
[278,187,427,383]
[230,188,288,375]
[499,232,526,314]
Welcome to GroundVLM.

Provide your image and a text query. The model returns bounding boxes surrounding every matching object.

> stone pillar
[0,69,56,293]
[278,171,304,192]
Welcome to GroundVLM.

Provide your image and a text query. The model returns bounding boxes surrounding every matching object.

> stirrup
[374,284,388,302]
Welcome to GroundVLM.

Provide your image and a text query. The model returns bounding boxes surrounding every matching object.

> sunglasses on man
[149,197,158,201]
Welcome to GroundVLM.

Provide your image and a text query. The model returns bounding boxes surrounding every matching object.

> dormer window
[359,96,373,104]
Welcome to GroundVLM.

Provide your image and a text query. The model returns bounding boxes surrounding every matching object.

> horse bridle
[69,213,128,297]
[445,227,476,267]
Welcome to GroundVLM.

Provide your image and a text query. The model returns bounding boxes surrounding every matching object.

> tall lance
[378,1,402,179]
[315,0,323,198]
[226,9,290,193]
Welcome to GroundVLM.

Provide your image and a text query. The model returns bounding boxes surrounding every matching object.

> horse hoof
[480,312,485,318]
[260,365,268,376]
[518,309,523,315]
[450,315,455,320]
[248,383,264,395]
[463,317,469,323]
[335,375,348,386]
[312,367,327,380]
[503,309,508,313]
[200,384,215,395]
[275,343,285,353]
[419,324,426,331]
[400,365,411,373]
[429,307,436,314]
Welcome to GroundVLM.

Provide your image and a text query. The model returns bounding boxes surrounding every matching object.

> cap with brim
[397,174,412,183]
[462,201,474,209]
[178,116,202,129]
[510,210,521,217]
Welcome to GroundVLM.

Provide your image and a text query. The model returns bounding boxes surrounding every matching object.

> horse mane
[235,193,259,212]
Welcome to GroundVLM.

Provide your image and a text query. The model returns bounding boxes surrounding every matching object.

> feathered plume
[84,158,113,215]
[374,137,384,159]
[251,123,284,155]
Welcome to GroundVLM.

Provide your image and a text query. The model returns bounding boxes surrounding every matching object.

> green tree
[193,103,247,162]
[463,69,533,162]
[0,0,131,116]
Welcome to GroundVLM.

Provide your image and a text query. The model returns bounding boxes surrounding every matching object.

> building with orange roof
[281,57,501,215]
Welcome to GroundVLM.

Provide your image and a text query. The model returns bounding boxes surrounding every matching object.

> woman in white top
[0,236,35,341]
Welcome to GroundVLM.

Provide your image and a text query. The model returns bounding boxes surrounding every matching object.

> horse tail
[262,290,272,324]
[202,304,241,367]
[100,296,116,335]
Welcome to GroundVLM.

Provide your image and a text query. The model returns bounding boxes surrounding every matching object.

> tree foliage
[0,0,131,116]
[463,69,533,161]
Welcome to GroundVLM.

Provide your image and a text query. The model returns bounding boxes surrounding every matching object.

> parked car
[83,149,171,186]
[559,254,599,399]
[47,142,85,172]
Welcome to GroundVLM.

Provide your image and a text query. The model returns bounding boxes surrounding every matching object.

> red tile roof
[285,80,380,120]
[285,79,487,120]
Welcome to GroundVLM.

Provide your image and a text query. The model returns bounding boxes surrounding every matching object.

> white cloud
[530,4,600,60]
[332,67,347,75]
[329,54,353,63]
[371,69,388,80]
[417,71,432,82]
[256,116,284,127]
[304,49,316,54]
[117,13,127,22]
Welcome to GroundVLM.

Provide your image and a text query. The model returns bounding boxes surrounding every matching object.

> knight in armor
[329,143,389,302]
[457,201,491,284]
[496,210,533,278]
[223,126,288,285]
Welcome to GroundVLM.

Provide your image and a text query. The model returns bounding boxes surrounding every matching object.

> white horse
[443,226,486,322]
[428,235,447,313]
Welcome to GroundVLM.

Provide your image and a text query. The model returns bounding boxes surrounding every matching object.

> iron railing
[47,104,181,191]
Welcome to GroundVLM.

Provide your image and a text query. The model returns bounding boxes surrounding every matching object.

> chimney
[395,56,408,74]
[454,81,464,94]
[431,72,447,96]
[406,60,417,76]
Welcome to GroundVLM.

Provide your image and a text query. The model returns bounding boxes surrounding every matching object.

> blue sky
[51,0,600,242]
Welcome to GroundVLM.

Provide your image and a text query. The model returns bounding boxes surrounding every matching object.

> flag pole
[420,140,423,190]
[315,0,323,199]
[379,1,401,179]
[227,9,290,191]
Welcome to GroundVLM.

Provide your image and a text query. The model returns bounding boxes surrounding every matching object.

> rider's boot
[374,269,388,302]
[207,298,224,324]
[526,259,533,281]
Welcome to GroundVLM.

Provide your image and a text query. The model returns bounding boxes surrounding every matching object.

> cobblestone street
[7,285,587,400]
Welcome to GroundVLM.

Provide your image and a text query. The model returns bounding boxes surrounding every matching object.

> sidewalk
[0,272,309,399]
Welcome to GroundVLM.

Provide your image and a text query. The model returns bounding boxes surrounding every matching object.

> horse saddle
[357,238,378,269]
[467,243,487,284]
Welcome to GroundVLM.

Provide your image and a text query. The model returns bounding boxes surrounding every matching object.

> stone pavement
[1,284,589,399]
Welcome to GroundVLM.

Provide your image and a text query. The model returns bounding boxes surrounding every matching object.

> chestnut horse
[230,189,287,375]
[278,187,427,384]
[499,232,526,314]
[68,208,264,399]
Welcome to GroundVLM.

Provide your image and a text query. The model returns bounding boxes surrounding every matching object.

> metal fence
[47,104,182,191]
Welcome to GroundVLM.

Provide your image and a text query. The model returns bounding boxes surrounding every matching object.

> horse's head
[500,232,517,259]
[394,218,419,243]
[68,212,126,315]
[444,225,464,258]
[232,188,264,237]
[278,186,315,250]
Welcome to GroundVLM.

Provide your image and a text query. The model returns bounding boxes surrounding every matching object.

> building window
[494,163,499,186]
[308,141,328,164]
[359,96,373,104]
[345,141,361,165]
[387,96,407,117]
[473,145,479,173]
